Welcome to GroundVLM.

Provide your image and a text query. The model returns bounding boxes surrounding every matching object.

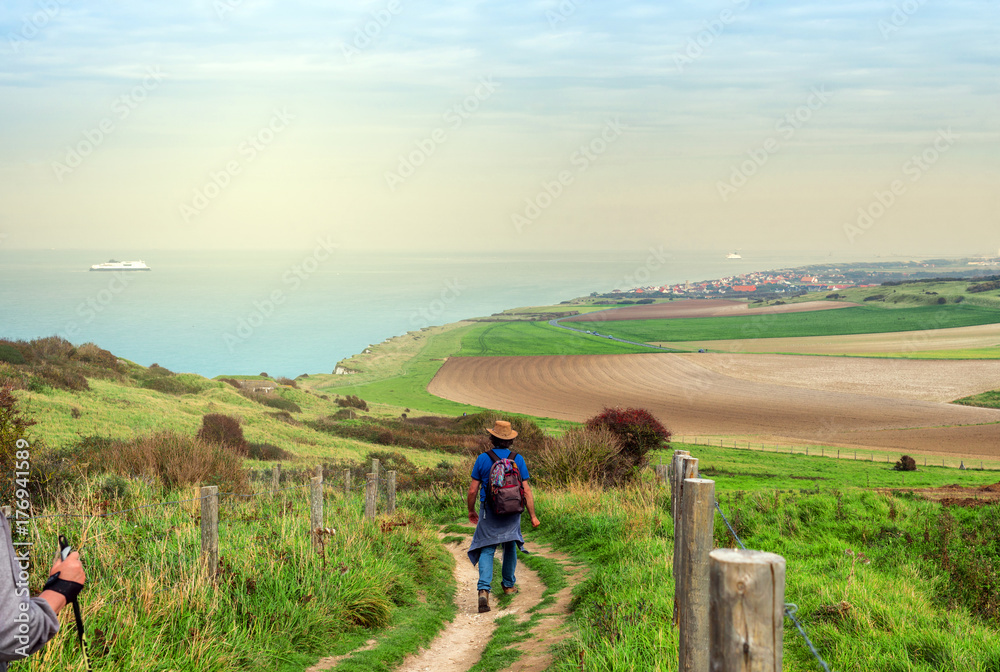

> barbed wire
[714,498,834,672]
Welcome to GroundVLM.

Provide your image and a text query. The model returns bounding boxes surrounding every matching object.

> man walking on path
[467,420,540,614]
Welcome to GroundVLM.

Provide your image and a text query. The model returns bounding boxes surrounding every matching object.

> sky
[0,0,997,257]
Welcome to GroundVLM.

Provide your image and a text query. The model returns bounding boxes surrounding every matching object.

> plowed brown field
[564,299,855,321]
[428,354,1000,457]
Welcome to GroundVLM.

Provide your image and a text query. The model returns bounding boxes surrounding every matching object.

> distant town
[602,255,1000,302]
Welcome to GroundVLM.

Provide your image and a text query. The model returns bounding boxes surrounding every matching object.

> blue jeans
[477,542,517,592]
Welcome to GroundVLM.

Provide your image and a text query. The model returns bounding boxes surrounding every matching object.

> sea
[1,249,860,378]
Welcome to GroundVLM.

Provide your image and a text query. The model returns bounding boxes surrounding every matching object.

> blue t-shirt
[471,449,530,503]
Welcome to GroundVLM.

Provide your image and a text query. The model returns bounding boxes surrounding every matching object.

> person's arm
[522,481,540,528]
[0,519,62,663]
[467,480,481,525]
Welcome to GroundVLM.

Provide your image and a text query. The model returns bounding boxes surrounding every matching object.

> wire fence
[3,465,397,619]
[675,435,998,471]
[714,495,834,672]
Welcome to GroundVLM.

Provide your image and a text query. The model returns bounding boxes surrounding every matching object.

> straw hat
[486,420,517,440]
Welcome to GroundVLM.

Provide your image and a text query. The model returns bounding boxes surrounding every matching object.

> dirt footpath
[312,528,585,672]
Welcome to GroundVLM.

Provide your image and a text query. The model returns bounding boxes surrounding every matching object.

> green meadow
[570,303,1000,343]
[455,320,667,357]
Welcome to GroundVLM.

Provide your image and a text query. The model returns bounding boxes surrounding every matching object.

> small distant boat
[726,252,742,259]
[89,259,151,272]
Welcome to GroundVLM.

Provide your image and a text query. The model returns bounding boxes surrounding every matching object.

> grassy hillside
[570,304,1000,343]
[778,279,1000,309]
[456,320,666,356]
[954,389,1000,409]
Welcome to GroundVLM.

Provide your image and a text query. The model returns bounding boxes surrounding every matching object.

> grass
[455,321,666,357]
[570,304,1000,343]
[19,480,454,672]
[660,442,1000,489]
[954,389,1000,409]
[856,347,1000,360]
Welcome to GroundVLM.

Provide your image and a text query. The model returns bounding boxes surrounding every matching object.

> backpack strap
[509,451,519,463]
[486,449,500,463]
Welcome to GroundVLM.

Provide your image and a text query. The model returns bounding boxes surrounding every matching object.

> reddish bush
[894,455,917,471]
[197,413,249,456]
[584,407,670,467]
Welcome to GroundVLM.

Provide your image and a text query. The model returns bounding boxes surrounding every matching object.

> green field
[779,280,1000,309]
[955,389,1000,409]
[570,303,1000,343]
[456,320,667,356]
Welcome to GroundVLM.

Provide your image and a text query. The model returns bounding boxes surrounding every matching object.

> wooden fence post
[387,471,397,514]
[709,549,786,672]
[371,459,380,500]
[673,454,699,627]
[271,464,280,491]
[365,473,377,518]
[343,469,351,496]
[200,485,219,577]
[310,476,323,548]
[679,478,715,672]
[315,464,324,483]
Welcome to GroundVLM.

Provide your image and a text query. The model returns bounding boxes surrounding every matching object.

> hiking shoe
[503,586,518,595]
[478,590,491,613]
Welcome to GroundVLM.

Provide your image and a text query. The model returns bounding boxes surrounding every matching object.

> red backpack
[485,449,525,516]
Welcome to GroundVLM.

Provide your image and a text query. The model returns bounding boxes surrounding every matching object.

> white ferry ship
[89,259,151,272]
[726,251,742,259]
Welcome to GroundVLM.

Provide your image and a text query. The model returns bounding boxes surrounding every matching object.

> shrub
[585,407,670,468]
[242,391,302,413]
[29,336,75,362]
[73,342,118,369]
[0,343,26,365]
[894,455,917,471]
[147,363,174,376]
[937,296,947,304]
[219,377,241,388]
[533,427,626,487]
[99,474,131,500]
[276,377,298,388]
[247,442,295,461]
[197,413,249,455]
[332,408,357,420]
[337,395,369,411]
[267,410,299,424]
[968,280,1000,293]
[32,364,90,391]
[141,376,197,395]
[863,295,886,302]
[111,432,248,493]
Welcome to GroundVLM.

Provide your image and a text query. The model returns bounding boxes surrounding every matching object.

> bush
[32,364,90,391]
[141,376,199,395]
[247,442,295,461]
[73,343,118,369]
[219,377,241,388]
[242,391,302,413]
[276,377,298,388]
[894,455,917,471]
[147,363,174,376]
[30,336,75,362]
[863,295,886,302]
[585,407,670,468]
[0,343,26,365]
[99,474,131,500]
[337,395,369,411]
[937,296,947,304]
[533,427,626,487]
[968,280,1000,293]
[112,432,249,493]
[197,413,249,455]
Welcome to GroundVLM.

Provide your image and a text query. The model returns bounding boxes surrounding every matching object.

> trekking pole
[57,535,93,672]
